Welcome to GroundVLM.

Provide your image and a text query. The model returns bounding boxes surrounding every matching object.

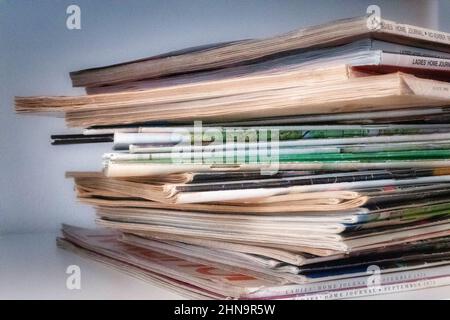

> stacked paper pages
[16,15,450,299]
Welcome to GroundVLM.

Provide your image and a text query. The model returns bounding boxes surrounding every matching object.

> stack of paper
[16,14,450,299]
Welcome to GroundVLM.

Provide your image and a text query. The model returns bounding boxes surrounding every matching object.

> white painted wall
[439,0,450,31]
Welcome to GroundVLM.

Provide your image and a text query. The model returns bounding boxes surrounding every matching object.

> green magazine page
[113,149,450,164]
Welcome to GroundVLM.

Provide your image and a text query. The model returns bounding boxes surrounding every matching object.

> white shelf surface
[1,233,449,300]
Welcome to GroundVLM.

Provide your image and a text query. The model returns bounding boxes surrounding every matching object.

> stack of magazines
[16,15,450,299]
